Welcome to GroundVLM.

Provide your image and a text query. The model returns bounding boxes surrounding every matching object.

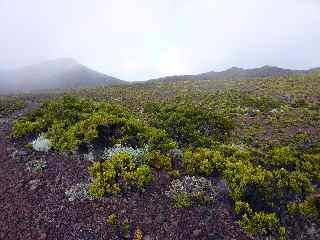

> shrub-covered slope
[11,72,320,239]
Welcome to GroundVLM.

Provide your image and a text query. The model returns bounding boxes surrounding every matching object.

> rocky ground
[0,103,252,240]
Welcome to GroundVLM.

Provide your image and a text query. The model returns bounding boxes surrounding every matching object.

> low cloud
[0,0,319,81]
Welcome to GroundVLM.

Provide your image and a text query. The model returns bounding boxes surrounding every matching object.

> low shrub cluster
[183,147,224,176]
[13,96,180,198]
[13,96,176,153]
[240,94,284,112]
[88,148,153,197]
[144,102,234,148]
[183,144,320,238]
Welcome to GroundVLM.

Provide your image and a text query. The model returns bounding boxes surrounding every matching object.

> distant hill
[0,58,124,93]
[149,66,320,82]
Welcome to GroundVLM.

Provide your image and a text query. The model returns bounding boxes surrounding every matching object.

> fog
[0,0,320,81]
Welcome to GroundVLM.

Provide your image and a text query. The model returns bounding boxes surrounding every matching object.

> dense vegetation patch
[13,95,175,152]
[89,150,153,197]
[13,96,178,198]
[144,102,234,148]
[184,145,320,238]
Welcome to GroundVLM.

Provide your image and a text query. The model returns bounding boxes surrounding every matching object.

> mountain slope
[0,58,124,93]
[149,66,320,82]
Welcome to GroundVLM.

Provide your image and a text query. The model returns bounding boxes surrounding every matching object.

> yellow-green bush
[239,211,280,237]
[145,150,172,171]
[287,194,319,217]
[182,144,320,238]
[13,119,46,137]
[173,192,192,208]
[300,154,320,182]
[13,95,177,153]
[235,201,283,238]
[268,146,298,169]
[144,102,234,148]
[183,148,225,176]
[88,152,153,197]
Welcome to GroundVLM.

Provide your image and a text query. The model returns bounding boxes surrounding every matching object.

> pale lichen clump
[65,183,91,202]
[103,145,149,161]
[32,134,51,152]
[166,176,217,208]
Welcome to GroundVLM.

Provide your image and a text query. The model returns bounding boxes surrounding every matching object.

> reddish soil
[0,104,253,240]
[0,128,39,239]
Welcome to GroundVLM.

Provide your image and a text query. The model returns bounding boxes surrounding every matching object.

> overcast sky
[0,0,319,81]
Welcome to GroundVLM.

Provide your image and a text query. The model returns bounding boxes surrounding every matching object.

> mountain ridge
[0,58,124,93]
[148,65,320,82]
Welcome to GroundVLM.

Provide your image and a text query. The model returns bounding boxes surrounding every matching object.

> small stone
[38,232,47,240]
[29,179,41,191]
[123,233,130,239]
[193,229,202,237]
[19,150,28,156]
[144,216,153,224]
[306,224,317,235]
[208,232,223,240]
[143,235,152,240]
[270,108,278,114]
[155,214,165,223]
[216,179,230,194]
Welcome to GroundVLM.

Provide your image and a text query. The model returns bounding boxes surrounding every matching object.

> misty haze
[0,1,320,240]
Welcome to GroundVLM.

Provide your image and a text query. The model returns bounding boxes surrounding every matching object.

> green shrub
[121,218,131,239]
[13,95,176,153]
[291,132,313,152]
[238,211,280,237]
[272,169,315,203]
[168,169,181,178]
[173,192,192,208]
[88,152,153,198]
[287,195,319,217]
[240,94,284,112]
[224,160,272,203]
[145,150,172,171]
[144,103,234,148]
[183,148,225,176]
[267,146,298,169]
[300,154,320,182]
[219,144,319,238]
[106,213,117,225]
[179,142,319,238]
[13,119,46,137]
[133,227,143,240]
[235,201,281,237]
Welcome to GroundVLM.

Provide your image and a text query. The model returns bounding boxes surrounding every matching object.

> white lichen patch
[65,183,91,202]
[166,176,217,201]
[83,151,95,162]
[32,134,51,152]
[102,145,149,165]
